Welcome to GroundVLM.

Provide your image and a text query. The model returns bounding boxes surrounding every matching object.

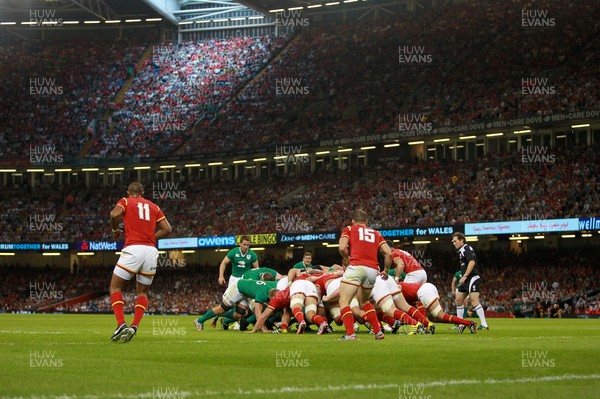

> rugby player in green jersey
[194,236,258,330]
[218,235,259,286]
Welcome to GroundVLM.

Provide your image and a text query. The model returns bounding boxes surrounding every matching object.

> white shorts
[326,277,342,298]
[276,276,289,291]
[290,280,319,299]
[404,269,427,283]
[222,281,249,308]
[417,283,440,311]
[342,265,379,289]
[114,245,158,285]
[371,275,401,305]
[228,275,241,288]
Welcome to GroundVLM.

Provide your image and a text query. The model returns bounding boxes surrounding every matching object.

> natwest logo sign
[77,241,123,251]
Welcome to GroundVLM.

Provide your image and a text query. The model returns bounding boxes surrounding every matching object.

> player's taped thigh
[379,297,395,314]
[290,296,304,309]
[430,304,443,318]
[220,300,233,311]
[330,306,341,319]
[305,304,317,314]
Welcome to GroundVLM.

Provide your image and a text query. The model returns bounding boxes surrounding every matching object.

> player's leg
[469,291,488,330]
[338,274,361,339]
[428,298,474,329]
[109,247,145,342]
[195,282,241,329]
[466,277,488,329]
[121,247,158,342]
[290,293,307,334]
[455,291,467,321]
[356,268,382,339]
[304,296,329,334]
[120,277,152,343]
[393,292,430,328]
[109,273,130,341]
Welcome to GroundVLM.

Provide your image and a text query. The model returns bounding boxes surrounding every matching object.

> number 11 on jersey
[137,202,150,221]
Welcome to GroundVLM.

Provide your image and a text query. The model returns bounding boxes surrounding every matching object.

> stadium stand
[2,144,598,241]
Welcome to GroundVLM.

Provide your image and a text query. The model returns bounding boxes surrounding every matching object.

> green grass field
[1,314,599,399]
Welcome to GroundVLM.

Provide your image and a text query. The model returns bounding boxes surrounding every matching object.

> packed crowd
[88,36,288,158]
[181,0,600,154]
[0,39,145,161]
[1,144,599,240]
[2,247,598,316]
[2,1,598,161]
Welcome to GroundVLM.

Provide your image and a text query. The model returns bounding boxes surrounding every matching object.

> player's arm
[393,257,405,282]
[155,218,172,240]
[339,235,350,266]
[109,204,124,240]
[322,287,340,304]
[379,241,392,279]
[451,276,458,295]
[275,272,285,280]
[218,256,231,286]
[287,268,301,285]
[460,260,475,285]
[251,306,274,333]
[252,259,259,269]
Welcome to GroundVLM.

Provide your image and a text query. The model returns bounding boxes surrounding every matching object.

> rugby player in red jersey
[398,281,476,333]
[338,209,392,340]
[387,241,427,283]
[251,287,291,333]
[108,182,172,343]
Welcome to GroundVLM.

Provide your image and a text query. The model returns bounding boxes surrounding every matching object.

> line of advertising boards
[1,217,597,252]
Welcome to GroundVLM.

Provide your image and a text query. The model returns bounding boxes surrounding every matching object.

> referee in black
[451,232,489,332]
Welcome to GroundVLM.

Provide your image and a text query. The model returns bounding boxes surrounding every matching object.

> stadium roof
[0,0,163,23]
[0,0,410,27]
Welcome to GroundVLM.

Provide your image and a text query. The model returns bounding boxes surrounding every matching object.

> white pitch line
[1,373,598,399]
